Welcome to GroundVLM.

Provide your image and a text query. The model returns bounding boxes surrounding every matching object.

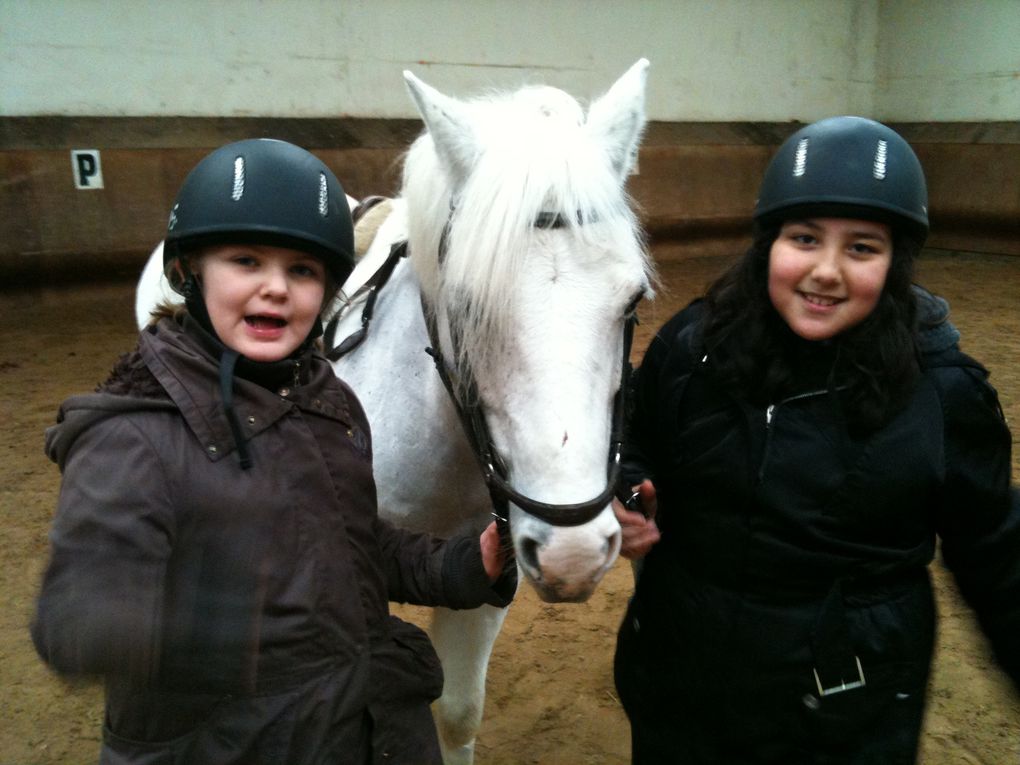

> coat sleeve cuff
[441,532,517,609]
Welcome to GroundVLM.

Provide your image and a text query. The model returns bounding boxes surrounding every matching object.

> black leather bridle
[324,209,638,555]
[419,294,635,530]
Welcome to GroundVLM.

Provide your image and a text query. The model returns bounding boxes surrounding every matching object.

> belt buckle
[812,655,866,697]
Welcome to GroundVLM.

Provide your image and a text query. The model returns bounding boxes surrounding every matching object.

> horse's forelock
[402,84,644,380]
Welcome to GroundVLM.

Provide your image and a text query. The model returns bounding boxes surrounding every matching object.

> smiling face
[195,244,326,362]
[767,217,893,341]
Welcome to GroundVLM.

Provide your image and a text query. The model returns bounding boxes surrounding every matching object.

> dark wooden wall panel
[1,118,1016,286]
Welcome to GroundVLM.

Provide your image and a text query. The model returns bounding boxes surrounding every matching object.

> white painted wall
[1,0,1015,121]
[876,0,1020,121]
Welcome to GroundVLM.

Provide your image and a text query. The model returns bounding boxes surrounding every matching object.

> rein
[324,204,637,542]
[322,241,408,361]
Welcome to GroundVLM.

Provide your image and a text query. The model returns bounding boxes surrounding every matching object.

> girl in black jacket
[613,117,1020,764]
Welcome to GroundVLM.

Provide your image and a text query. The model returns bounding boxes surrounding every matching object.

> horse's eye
[624,289,645,318]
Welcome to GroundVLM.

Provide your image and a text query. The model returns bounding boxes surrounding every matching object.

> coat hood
[913,284,960,355]
[45,317,355,472]
[45,394,175,470]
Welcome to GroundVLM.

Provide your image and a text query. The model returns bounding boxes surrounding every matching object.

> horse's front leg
[430,603,510,765]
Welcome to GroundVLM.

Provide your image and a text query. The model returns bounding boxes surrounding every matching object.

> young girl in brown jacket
[33,139,515,764]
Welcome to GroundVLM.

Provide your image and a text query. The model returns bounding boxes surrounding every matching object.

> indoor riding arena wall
[2,117,1019,765]
[1,117,1018,286]
[3,2,1019,762]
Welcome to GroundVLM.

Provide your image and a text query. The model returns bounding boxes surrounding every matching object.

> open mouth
[245,315,287,329]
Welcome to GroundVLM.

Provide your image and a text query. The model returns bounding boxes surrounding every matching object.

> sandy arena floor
[1,247,1018,764]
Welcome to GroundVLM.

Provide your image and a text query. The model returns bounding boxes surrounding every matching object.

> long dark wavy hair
[700,223,923,434]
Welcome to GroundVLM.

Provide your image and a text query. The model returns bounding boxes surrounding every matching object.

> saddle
[352,195,394,261]
[324,196,404,361]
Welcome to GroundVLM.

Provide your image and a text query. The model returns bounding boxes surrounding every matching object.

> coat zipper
[758,388,830,483]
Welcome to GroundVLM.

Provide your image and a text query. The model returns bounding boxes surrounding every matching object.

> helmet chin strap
[182,273,215,335]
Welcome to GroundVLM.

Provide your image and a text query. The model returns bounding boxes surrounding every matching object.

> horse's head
[401,60,653,602]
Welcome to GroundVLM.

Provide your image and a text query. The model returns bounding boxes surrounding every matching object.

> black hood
[912,284,960,355]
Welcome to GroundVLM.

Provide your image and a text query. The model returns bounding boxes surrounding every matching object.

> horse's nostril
[519,537,541,576]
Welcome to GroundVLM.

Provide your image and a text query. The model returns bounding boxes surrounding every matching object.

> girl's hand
[614,479,660,560]
[480,521,506,582]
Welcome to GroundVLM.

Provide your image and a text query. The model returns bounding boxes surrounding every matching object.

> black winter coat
[33,316,515,765]
[614,297,1020,764]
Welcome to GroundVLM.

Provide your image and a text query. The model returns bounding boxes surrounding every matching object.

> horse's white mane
[401,75,649,379]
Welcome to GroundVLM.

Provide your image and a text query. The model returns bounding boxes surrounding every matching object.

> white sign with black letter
[71,149,104,189]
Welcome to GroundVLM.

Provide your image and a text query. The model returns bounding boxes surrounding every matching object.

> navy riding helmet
[163,138,356,289]
[754,116,929,246]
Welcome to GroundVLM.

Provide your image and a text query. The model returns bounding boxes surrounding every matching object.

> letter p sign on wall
[71,149,104,189]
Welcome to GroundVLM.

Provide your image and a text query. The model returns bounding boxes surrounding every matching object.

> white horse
[136,60,652,763]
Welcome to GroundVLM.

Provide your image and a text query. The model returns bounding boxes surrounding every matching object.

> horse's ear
[586,58,649,182]
[403,70,476,186]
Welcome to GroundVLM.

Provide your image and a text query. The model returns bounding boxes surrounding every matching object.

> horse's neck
[332,245,490,534]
